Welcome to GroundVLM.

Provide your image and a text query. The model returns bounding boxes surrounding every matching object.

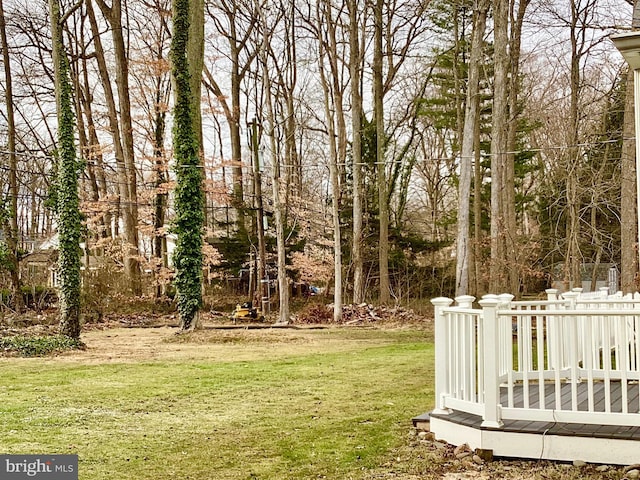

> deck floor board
[501,380,640,413]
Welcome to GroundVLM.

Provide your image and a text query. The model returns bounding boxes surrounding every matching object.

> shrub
[0,335,84,357]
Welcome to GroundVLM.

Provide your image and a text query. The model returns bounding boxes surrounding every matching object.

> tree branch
[60,0,82,25]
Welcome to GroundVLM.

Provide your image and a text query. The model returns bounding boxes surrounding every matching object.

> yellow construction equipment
[231,302,264,322]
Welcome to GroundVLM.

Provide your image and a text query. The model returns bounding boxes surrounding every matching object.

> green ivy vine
[170,0,204,330]
[54,15,82,340]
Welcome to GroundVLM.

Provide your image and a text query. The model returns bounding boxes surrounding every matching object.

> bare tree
[129,0,172,295]
[0,0,24,312]
[456,0,489,296]
[489,0,510,293]
[349,0,365,303]
[258,4,290,324]
[204,0,261,234]
[86,0,141,294]
[314,0,346,321]
[373,0,390,303]
[504,0,531,296]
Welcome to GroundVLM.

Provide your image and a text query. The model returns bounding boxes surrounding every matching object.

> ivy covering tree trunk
[49,0,82,339]
[170,0,204,331]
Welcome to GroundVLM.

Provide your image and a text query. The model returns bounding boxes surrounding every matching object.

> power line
[0,136,631,181]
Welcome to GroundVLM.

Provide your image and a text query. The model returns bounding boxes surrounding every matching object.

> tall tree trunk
[188,0,204,150]
[260,16,290,324]
[49,0,82,339]
[85,0,119,232]
[503,0,530,297]
[0,0,23,313]
[143,2,172,296]
[349,0,365,303]
[249,120,267,312]
[153,97,168,297]
[317,0,343,322]
[456,0,489,297]
[451,1,463,154]
[326,9,348,189]
[473,108,483,294]
[112,0,141,295]
[282,7,300,204]
[564,0,583,290]
[79,55,112,240]
[171,0,205,331]
[229,42,246,236]
[489,0,509,293]
[374,0,389,303]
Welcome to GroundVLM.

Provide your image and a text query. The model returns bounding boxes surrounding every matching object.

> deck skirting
[422,380,640,465]
[427,411,640,465]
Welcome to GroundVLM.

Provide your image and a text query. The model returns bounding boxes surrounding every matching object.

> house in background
[20,233,109,288]
[20,231,178,290]
[21,246,58,287]
[549,262,618,294]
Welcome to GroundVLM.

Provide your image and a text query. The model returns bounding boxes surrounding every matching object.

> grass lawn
[0,327,434,479]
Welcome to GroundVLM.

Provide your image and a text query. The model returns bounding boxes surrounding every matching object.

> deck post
[497,294,514,376]
[545,289,560,369]
[431,297,454,414]
[478,297,504,429]
[561,291,580,370]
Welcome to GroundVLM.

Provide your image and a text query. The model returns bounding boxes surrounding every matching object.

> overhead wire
[0,134,630,226]
[0,136,632,177]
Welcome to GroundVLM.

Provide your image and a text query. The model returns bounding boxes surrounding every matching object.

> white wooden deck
[426,289,640,465]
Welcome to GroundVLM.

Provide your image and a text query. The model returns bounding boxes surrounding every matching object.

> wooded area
[0,0,635,334]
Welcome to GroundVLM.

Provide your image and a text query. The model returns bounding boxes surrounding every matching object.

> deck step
[412,412,431,430]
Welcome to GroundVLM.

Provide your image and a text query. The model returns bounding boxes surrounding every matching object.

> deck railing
[432,289,640,429]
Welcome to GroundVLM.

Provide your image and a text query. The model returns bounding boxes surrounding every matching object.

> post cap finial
[478,298,500,308]
[431,297,454,307]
